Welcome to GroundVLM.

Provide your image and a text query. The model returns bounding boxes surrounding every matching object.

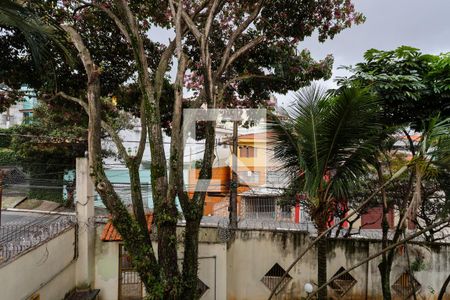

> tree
[5,1,364,298]
[339,47,450,299]
[8,98,88,203]
[272,85,382,299]
[0,1,156,204]
[338,46,450,128]
[0,0,70,65]
[307,117,450,299]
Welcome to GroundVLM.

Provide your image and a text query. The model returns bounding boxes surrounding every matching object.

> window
[197,279,210,298]
[329,267,357,298]
[239,146,257,158]
[261,263,292,295]
[245,197,275,219]
[280,205,292,219]
[239,171,260,184]
[22,111,33,124]
[266,170,288,186]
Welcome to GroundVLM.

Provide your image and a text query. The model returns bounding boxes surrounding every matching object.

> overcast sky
[150,1,450,108]
[276,0,450,107]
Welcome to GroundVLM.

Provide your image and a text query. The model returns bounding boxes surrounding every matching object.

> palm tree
[272,85,382,299]
[0,0,70,64]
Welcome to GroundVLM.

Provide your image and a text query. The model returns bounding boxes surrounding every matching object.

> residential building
[187,129,305,222]
[0,84,38,128]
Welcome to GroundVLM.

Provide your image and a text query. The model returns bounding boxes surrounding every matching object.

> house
[0,84,38,128]
[188,130,306,222]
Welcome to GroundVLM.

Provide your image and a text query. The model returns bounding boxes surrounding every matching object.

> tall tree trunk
[63,24,164,298]
[378,252,392,300]
[377,162,392,300]
[379,199,393,300]
[182,216,201,299]
[180,121,216,298]
[317,222,328,300]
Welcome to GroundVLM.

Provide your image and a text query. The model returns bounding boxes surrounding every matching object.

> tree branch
[53,91,130,162]
[223,36,265,72]
[217,0,264,76]
[79,0,131,44]
[178,4,203,42]
[135,98,147,163]
[204,0,220,38]
[225,73,274,87]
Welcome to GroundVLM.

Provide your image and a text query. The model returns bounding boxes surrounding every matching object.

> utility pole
[229,121,238,229]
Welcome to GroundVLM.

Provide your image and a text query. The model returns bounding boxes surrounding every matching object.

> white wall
[92,223,450,300]
[94,226,120,300]
[93,225,228,300]
[226,230,450,300]
[0,227,77,300]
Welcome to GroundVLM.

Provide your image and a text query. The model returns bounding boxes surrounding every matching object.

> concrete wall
[0,227,77,300]
[93,225,228,300]
[94,225,120,300]
[226,229,450,300]
[92,224,450,300]
[367,242,450,300]
[197,227,228,300]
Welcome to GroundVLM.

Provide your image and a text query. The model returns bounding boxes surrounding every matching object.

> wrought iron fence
[0,216,75,266]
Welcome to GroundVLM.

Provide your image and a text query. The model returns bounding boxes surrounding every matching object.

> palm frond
[271,84,330,197]
[0,0,72,65]
[322,87,382,198]
[272,84,383,201]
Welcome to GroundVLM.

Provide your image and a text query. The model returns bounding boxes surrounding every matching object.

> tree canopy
[0,1,365,299]
[338,46,450,128]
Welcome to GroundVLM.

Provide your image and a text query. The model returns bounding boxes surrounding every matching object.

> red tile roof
[100,214,153,242]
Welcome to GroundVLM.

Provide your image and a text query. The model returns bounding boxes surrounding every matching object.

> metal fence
[0,216,75,266]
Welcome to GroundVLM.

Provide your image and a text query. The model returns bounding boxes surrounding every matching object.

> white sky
[149,0,450,109]
[275,0,450,107]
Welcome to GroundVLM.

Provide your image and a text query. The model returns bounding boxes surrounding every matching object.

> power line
[0,132,208,145]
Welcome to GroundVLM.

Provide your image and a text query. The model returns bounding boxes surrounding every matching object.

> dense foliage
[339,46,450,128]
[1,1,364,299]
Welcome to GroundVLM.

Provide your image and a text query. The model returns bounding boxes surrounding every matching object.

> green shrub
[0,149,19,165]
[0,128,13,148]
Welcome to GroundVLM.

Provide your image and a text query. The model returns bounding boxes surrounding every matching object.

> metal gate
[119,245,143,300]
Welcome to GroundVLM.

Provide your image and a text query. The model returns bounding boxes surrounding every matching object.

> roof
[238,131,275,141]
[100,213,153,242]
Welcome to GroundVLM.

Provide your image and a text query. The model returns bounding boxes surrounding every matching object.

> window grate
[245,197,276,219]
[392,272,421,299]
[197,279,209,298]
[329,267,357,298]
[261,263,292,295]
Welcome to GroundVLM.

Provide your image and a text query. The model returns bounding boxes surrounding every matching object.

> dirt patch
[15,199,42,209]
[15,199,62,211]
[1,196,27,208]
